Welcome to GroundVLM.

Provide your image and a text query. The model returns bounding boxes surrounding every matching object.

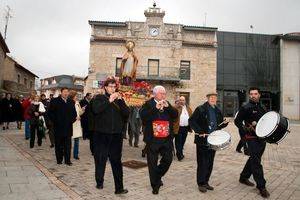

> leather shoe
[204,184,214,190]
[239,178,255,187]
[115,189,128,194]
[65,162,72,166]
[96,184,103,189]
[198,185,207,193]
[259,188,270,198]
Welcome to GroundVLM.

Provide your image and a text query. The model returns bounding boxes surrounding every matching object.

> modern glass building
[217,31,280,116]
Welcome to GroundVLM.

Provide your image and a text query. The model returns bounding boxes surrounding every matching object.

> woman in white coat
[69,91,85,160]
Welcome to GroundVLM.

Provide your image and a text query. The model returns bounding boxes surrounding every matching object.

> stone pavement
[0,122,300,200]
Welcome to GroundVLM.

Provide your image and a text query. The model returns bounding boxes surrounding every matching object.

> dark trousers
[30,123,43,148]
[93,133,124,191]
[54,135,72,164]
[47,122,55,146]
[147,141,173,189]
[236,139,249,154]
[240,139,266,189]
[89,136,94,155]
[196,144,216,186]
[175,126,189,158]
[129,123,141,146]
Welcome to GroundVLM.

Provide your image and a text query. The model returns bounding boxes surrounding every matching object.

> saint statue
[120,41,138,86]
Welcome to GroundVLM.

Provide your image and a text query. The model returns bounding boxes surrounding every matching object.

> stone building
[40,75,85,99]
[0,33,10,93]
[1,55,38,95]
[85,4,218,109]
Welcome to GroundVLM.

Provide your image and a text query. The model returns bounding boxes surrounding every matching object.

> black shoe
[50,144,54,148]
[259,188,270,198]
[74,157,80,160]
[2,127,5,130]
[177,155,184,161]
[204,184,214,190]
[115,189,128,194]
[134,144,139,148]
[65,162,72,166]
[198,185,207,193]
[239,178,255,187]
[152,187,159,195]
[96,184,103,189]
[236,149,242,153]
[25,137,30,140]
[57,161,62,165]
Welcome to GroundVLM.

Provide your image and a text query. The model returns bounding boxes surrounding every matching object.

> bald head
[153,85,166,101]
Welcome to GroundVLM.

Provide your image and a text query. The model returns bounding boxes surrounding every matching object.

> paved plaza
[0,122,299,200]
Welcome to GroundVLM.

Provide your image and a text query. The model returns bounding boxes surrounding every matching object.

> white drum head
[256,111,279,138]
[207,130,231,146]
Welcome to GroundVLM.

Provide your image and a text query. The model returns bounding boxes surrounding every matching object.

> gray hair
[153,85,166,96]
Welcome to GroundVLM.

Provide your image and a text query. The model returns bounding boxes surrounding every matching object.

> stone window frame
[148,59,159,77]
[179,60,191,80]
[24,77,27,87]
[115,57,122,77]
[17,74,21,83]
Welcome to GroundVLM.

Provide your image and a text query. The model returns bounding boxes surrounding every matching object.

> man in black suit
[48,88,77,166]
[140,85,178,195]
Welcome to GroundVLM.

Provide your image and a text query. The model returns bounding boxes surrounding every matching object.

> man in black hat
[189,92,228,193]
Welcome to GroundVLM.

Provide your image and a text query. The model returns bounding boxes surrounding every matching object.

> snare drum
[256,111,290,144]
[207,130,231,151]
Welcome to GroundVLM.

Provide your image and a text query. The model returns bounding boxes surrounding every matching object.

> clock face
[150,27,159,36]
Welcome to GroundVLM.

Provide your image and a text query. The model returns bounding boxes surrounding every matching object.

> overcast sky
[0,0,299,79]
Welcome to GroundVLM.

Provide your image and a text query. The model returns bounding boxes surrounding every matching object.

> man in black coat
[91,77,129,195]
[79,92,93,154]
[189,92,228,193]
[48,88,77,166]
[234,87,270,198]
[140,85,178,195]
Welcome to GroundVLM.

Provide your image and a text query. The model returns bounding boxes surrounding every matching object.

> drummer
[234,87,270,198]
[189,91,228,193]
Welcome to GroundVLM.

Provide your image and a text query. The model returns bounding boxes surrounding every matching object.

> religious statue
[120,41,138,86]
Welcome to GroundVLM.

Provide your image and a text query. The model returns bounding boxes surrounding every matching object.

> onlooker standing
[69,91,84,160]
[79,93,93,154]
[22,91,37,139]
[40,94,55,148]
[173,96,193,161]
[14,95,24,130]
[28,95,46,148]
[2,93,14,130]
[48,88,77,166]
[128,106,142,147]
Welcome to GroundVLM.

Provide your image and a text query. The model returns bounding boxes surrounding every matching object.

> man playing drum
[234,87,270,198]
[189,92,228,193]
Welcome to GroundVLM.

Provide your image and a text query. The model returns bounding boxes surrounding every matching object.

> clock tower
[144,2,165,37]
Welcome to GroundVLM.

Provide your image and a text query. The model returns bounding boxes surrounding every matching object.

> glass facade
[217,31,280,116]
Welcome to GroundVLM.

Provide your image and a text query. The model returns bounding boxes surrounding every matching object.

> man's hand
[162,100,169,108]
[34,112,39,117]
[156,101,163,110]
[109,93,119,103]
